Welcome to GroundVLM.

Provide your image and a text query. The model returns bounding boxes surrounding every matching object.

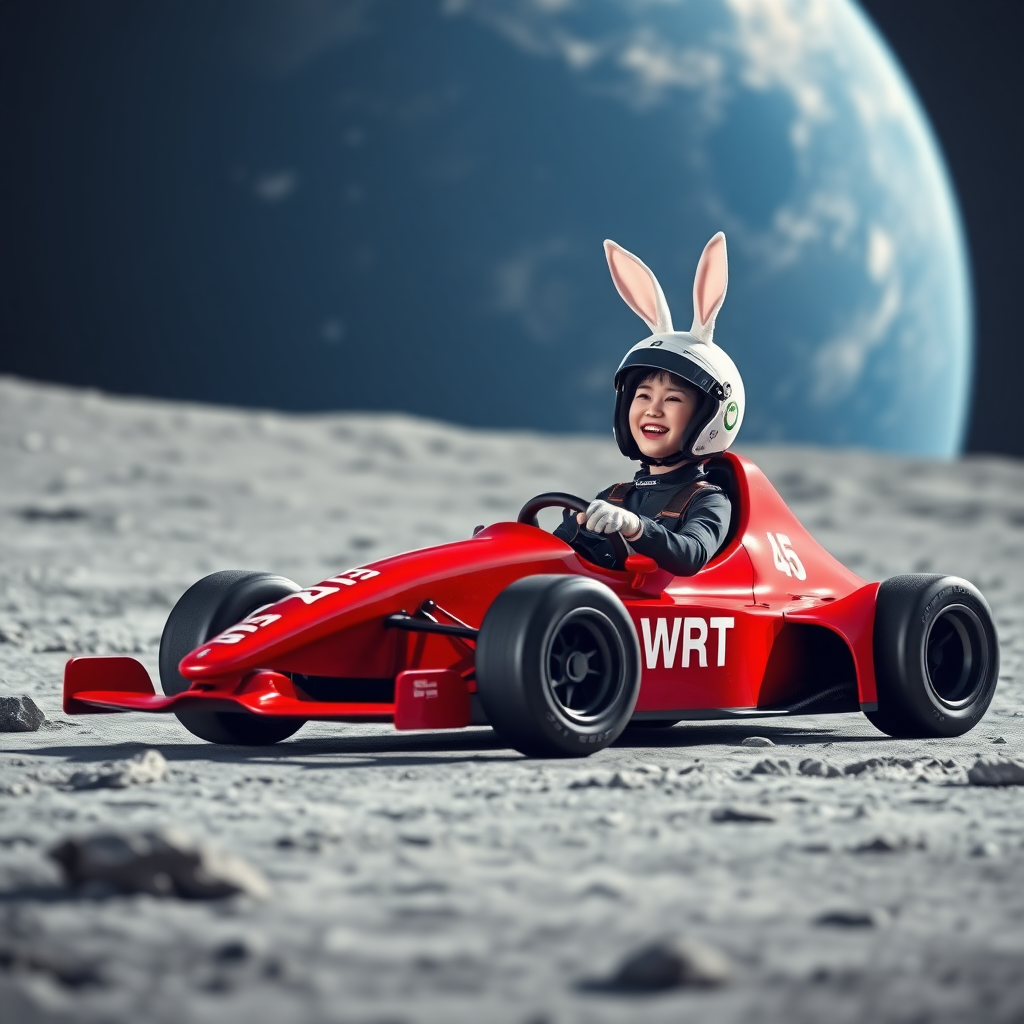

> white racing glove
[578,500,644,541]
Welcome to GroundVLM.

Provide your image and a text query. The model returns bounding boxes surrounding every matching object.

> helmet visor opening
[614,348,724,398]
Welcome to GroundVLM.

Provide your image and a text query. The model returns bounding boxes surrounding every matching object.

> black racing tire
[867,574,998,739]
[475,575,641,758]
[159,570,305,745]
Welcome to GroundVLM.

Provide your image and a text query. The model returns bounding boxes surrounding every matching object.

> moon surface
[1,374,1023,1022]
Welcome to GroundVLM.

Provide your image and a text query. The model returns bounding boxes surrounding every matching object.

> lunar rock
[569,769,649,789]
[750,757,791,775]
[843,756,963,782]
[65,749,167,790]
[852,836,921,854]
[48,829,269,899]
[0,694,44,731]
[844,757,888,774]
[971,841,1002,858]
[606,937,732,990]
[798,758,843,778]
[710,805,778,823]
[814,908,889,929]
[741,736,775,747]
[0,941,102,988]
[967,756,1024,786]
[2,376,1024,1021]
[213,939,255,963]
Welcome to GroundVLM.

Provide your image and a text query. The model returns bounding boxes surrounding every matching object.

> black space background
[859,0,1022,456]
[1,3,1021,456]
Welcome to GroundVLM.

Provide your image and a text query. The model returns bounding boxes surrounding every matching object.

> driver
[555,233,745,576]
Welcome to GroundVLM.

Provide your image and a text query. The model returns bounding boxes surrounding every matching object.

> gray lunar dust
[1,376,1024,1023]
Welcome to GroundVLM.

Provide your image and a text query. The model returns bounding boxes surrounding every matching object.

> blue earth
[12,0,971,455]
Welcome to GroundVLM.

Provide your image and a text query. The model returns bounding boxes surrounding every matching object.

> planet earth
[3,0,970,455]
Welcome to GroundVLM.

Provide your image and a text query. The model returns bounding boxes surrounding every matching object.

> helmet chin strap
[639,449,692,469]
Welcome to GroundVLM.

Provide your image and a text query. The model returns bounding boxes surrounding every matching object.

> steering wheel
[517,492,630,568]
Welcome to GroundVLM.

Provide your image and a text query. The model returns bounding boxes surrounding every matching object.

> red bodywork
[64,454,880,729]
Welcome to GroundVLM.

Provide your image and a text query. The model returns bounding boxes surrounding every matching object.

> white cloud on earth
[252,171,299,203]
[490,237,579,344]
[242,0,375,76]
[810,280,901,403]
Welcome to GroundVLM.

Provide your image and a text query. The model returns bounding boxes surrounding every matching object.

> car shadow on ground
[17,728,518,770]
[616,719,885,751]
[20,716,889,770]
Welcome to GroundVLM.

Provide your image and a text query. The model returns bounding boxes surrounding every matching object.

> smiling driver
[554,233,743,576]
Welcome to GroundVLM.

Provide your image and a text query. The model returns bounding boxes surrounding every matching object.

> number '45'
[766,532,806,581]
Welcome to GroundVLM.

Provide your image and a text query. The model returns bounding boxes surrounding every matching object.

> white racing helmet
[605,232,744,463]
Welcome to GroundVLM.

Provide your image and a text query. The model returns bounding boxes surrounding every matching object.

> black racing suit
[554,460,732,576]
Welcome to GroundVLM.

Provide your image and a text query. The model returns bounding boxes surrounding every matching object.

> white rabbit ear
[690,232,728,345]
[604,240,673,334]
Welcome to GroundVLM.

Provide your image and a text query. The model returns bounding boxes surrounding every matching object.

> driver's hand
[576,500,643,541]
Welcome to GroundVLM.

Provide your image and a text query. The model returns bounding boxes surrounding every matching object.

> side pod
[784,583,881,709]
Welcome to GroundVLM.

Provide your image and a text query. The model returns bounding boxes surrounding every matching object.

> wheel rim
[923,603,989,708]
[545,609,623,725]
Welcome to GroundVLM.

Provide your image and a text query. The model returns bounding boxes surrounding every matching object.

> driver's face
[629,373,699,460]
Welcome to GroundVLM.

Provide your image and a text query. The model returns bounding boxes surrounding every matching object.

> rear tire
[867,574,998,738]
[476,575,640,758]
[159,570,305,745]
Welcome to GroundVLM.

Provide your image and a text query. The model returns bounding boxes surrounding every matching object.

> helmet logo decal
[724,401,739,430]
[709,429,719,441]
[649,339,663,347]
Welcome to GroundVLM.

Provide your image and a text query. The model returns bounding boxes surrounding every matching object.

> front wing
[63,657,471,730]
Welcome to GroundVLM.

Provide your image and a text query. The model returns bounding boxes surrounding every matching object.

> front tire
[476,575,641,757]
[867,574,998,738]
[159,570,305,745]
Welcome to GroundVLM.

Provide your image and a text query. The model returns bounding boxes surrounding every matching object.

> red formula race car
[63,454,999,757]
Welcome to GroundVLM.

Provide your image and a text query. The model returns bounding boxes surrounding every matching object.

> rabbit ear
[604,240,673,334]
[690,232,728,345]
